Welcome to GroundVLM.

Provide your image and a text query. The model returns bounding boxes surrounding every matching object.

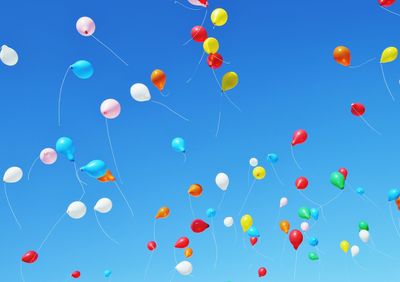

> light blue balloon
[388,189,400,202]
[56,137,75,161]
[267,153,278,164]
[309,237,319,247]
[71,60,93,79]
[247,226,260,237]
[206,208,216,218]
[171,137,185,153]
[356,187,365,195]
[80,160,107,178]
[104,270,112,278]
[310,208,319,220]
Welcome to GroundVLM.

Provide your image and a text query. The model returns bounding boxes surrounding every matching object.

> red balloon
[250,237,258,246]
[191,26,208,43]
[147,241,157,251]
[379,0,396,7]
[191,219,209,233]
[175,237,190,248]
[207,53,223,69]
[21,250,38,264]
[338,167,348,180]
[291,129,308,146]
[258,267,267,277]
[295,176,308,190]
[289,229,303,250]
[199,0,208,6]
[71,271,81,279]
[351,103,365,116]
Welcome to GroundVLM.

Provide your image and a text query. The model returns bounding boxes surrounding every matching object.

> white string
[4,183,22,229]
[105,118,123,183]
[224,94,242,112]
[91,35,128,66]
[38,212,66,251]
[174,1,201,10]
[290,145,303,170]
[173,248,178,264]
[27,157,39,180]
[211,218,218,269]
[20,261,26,282]
[143,252,154,282]
[73,162,86,200]
[271,163,285,186]
[348,57,376,69]
[114,182,134,217]
[359,115,382,135]
[188,195,196,219]
[57,67,70,126]
[215,97,222,138]
[182,152,187,162]
[380,6,400,16]
[182,9,208,46]
[388,203,400,239]
[217,192,226,210]
[252,246,274,261]
[380,63,395,101]
[293,250,298,281]
[186,52,205,83]
[237,180,256,216]
[94,211,119,244]
[151,100,190,122]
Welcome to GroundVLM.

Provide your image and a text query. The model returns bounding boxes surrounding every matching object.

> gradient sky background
[1,0,400,281]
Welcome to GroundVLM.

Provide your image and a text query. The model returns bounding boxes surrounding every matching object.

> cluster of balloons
[67,198,112,219]
[80,160,116,182]
[0,45,18,66]
[330,167,347,190]
[175,236,193,258]
[298,207,319,221]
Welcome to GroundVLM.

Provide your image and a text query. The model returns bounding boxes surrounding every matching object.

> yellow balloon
[211,8,228,27]
[380,47,398,64]
[340,240,350,253]
[221,72,239,92]
[203,37,219,54]
[253,166,266,180]
[240,214,253,232]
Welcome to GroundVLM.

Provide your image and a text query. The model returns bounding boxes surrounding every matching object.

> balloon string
[151,100,190,122]
[215,94,223,138]
[388,203,400,239]
[290,145,303,170]
[380,6,400,16]
[57,67,70,127]
[188,195,196,219]
[217,192,226,210]
[247,165,251,187]
[234,222,238,244]
[271,163,285,186]
[4,183,22,229]
[224,94,242,112]
[105,118,124,184]
[279,237,287,268]
[211,218,218,269]
[20,261,26,282]
[153,219,157,241]
[252,246,274,261]
[169,271,176,282]
[160,90,170,97]
[380,63,396,101]
[363,194,380,209]
[348,57,376,69]
[237,179,256,217]
[182,9,208,46]
[27,157,39,180]
[293,250,298,281]
[182,152,187,162]
[366,238,395,260]
[186,52,205,83]
[143,253,154,282]
[73,162,86,200]
[38,212,66,251]
[95,211,119,244]
[211,68,222,89]
[359,115,382,135]
[174,1,201,11]
[91,35,128,66]
[113,182,135,218]
[173,248,178,264]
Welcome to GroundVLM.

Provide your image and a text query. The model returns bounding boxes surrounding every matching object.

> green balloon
[308,252,319,261]
[359,221,369,231]
[330,172,345,190]
[298,207,311,220]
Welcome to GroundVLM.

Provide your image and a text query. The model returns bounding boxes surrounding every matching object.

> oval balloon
[130,83,151,102]
[247,226,260,237]
[280,220,290,234]
[309,237,319,247]
[184,247,193,258]
[147,241,157,251]
[71,60,93,79]
[71,271,81,279]
[340,240,350,253]
[351,103,365,116]
[151,69,167,91]
[21,250,38,264]
[175,237,190,248]
[40,148,58,165]
[80,160,107,178]
[308,252,319,261]
[0,45,18,66]
[188,184,203,197]
[359,221,369,231]
[67,201,87,219]
[356,187,365,195]
[253,166,266,180]
[359,230,370,243]
[267,153,278,163]
[211,8,228,26]
[379,0,396,6]
[291,129,308,146]
[156,207,170,219]
[188,0,208,8]
[351,245,360,257]
[295,176,308,190]
[310,208,319,220]
[171,137,185,153]
[221,71,239,92]
[175,261,193,276]
[258,267,267,277]
[240,214,253,232]
[333,46,351,67]
[191,219,209,233]
[191,26,208,42]
[207,53,223,69]
[101,99,121,119]
[280,197,288,208]
[381,47,398,64]
[249,157,258,167]
[104,270,112,278]
[224,216,234,227]
[289,230,303,250]
[388,188,400,201]
[215,172,229,191]
[94,198,112,213]
[298,207,311,220]
[76,16,95,36]
[3,166,23,183]
[330,171,345,190]
[56,137,75,161]
[300,221,309,232]
[206,208,216,218]
[203,37,219,54]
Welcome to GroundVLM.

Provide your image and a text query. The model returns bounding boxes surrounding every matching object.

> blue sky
[1,0,400,281]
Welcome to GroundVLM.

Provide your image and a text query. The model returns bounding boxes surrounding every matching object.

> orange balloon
[188,184,203,197]
[279,220,290,234]
[333,46,351,67]
[396,197,400,210]
[156,206,170,219]
[184,247,193,258]
[97,170,115,182]
[151,69,167,91]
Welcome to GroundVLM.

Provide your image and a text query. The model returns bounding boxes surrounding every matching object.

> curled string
[95,211,119,244]
[380,6,400,17]
[73,162,86,200]
[271,163,285,186]
[186,52,205,83]
[380,63,395,101]
[91,35,128,66]
[151,100,190,122]
[210,218,218,269]
[114,182,135,218]
[27,157,39,180]
[38,212,66,251]
[237,179,256,217]
[174,1,201,11]
[182,9,208,46]
[57,66,70,126]
[290,145,303,170]
[159,90,171,97]
[348,57,376,69]
[105,118,123,183]
[182,152,187,163]
[4,183,22,229]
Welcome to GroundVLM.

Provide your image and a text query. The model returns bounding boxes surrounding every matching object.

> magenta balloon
[40,148,57,165]
[76,16,96,36]
[100,99,121,119]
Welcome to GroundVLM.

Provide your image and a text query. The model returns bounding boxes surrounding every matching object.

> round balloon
[191,26,208,42]
[267,153,278,163]
[351,103,365,116]
[258,267,267,277]
[188,184,203,197]
[3,166,23,183]
[333,46,351,67]
[0,45,18,66]
[71,60,93,79]
[215,172,229,191]
[240,214,253,232]
[211,8,228,26]
[203,37,219,54]
[221,72,239,92]
[206,208,216,218]
[130,83,151,102]
[253,166,266,180]
[224,216,234,227]
[171,137,185,153]
[249,157,258,167]
[295,176,308,190]
[280,220,290,234]
[207,53,223,69]
[156,207,170,219]
[94,198,112,213]
[151,69,167,91]
[175,261,192,276]
[67,201,87,219]
[184,248,193,258]
[147,241,157,251]
[101,99,121,119]
[76,16,95,36]
[381,47,398,64]
[40,148,58,165]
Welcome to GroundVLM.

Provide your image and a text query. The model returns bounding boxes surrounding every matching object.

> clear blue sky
[1,0,400,281]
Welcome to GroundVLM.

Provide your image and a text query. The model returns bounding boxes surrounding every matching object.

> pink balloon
[100,99,121,119]
[76,17,96,36]
[40,148,57,165]
[300,222,309,232]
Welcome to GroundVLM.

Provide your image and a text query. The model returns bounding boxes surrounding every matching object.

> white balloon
[351,245,360,257]
[67,201,87,219]
[130,83,151,102]
[215,172,229,191]
[279,197,288,208]
[3,166,23,183]
[300,222,309,232]
[188,0,207,7]
[0,45,18,66]
[249,157,258,167]
[224,216,234,227]
[94,198,112,213]
[175,261,193,276]
[359,230,369,243]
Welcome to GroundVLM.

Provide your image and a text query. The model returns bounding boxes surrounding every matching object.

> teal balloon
[356,187,365,195]
[330,171,345,190]
[308,237,318,247]
[80,160,107,178]
[267,153,278,164]
[310,208,319,220]
[298,207,311,220]
[56,137,75,161]
[387,189,400,201]
[104,270,112,278]
[171,137,185,153]
[308,252,319,261]
[71,60,93,79]
[206,208,216,218]
[247,226,260,237]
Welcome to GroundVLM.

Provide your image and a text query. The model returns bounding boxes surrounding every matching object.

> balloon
[379,0,396,6]
[76,16,95,36]
[267,153,278,163]
[340,240,350,253]
[300,222,309,232]
[104,270,112,278]
[191,219,209,233]
[171,137,185,153]
[330,171,345,190]
[151,69,167,91]
[147,241,157,251]
[258,267,267,277]
[175,237,190,248]
[291,129,308,146]
[21,251,38,264]
[308,252,319,261]
[333,46,351,67]
[351,245,360,257]
[221,72,239,92]
[250,237,258,246]
[211,8,228,26]
[184,248,193,258]
[309,237,319,247]
[215,172,229,191]
[387,188,400,201]
[280,220,290,234]
[359,230,370,243]
[240,214,253,232]
[351,102,365,116]
[338,167,348,180]
[253,166,266,180]
[97,170,116,182]
[71,60,93,79]
[101,99,121,119]
[3,166,23,183]
[67,201,87,219]
[397,198,400,210]
[224,217,234,227]
[188,184,203,197]
[0,45,18,66]
[359,221,369,231]
[310,208,319,220]
[295,176,308,190]
[298,207,311,220]
[203,37,219,54]
[191,26,208,42]
[130,83,151,102]
[156,207,170,219]
[279,197,288,208]
[249,157,258,167]
[56,137,75,161]
[381,47,398,64]
[71,271,81,279]
[175,261,193,276]
[356,187,365,195]
[206,208,216,218]
[94,198,112,213]
[247,226,260,237]
[289,230,303,250]
[207,53,223,69]
[40,148,57,165]
[188,0,208,8]
[80,160,107,178]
